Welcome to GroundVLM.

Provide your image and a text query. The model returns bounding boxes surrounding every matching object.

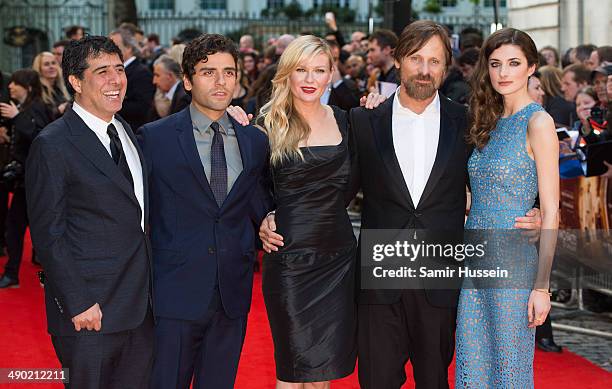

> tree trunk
[111,0,138,28]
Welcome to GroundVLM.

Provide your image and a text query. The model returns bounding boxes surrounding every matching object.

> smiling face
[69,52,127,122]
[289,53,332,104]
[395,35,447,101]
[487,44,535,97]
[39,53,60,81]
[183,52,237,118]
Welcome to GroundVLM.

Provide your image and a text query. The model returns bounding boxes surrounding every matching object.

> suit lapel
[175,109,217,203]
[222,116,251,210]
[64,108,139,206]
[418,97,458,207]
[371,98,415,210]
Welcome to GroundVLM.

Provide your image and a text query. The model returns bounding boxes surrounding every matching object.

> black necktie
[106,123,134,188]
[209,121,227,207]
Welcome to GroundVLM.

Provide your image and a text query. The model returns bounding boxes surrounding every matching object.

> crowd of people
[0,15,609,389]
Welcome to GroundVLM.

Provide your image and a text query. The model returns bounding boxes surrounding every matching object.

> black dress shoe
[0,275,19,289]
[536,338,562,353]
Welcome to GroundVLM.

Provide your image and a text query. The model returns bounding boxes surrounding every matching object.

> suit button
[215,218,220,223]
[208,247,215,254]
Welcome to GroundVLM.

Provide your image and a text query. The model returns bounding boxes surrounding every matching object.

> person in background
[539,46,559,67]
[0,70,53,288]
[65,25,84,40]
[587,46,612,69]
[241,52,259,85]
[0,69,11,257]
[528,71,545,105]
[350,31,367,54]
[32,52,71,119]
[561,64,591,103]
[323,39,361,111]
[145,33,165,69]
[239,34,257,54]
[539,65,576,126]
[367,29,399,86]
[591,64,611,105]
[275,34,296,57]
[572,87,609,146]
[151,54,190,120]
[574,44,598,68]
[345,54,367,93]
[231,58,249,109]
[52,40,70,66]
[245,64,277,116]
[110,27,155,132]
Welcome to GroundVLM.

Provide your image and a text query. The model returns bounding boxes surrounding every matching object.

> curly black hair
[62,35,123,95]
[182,34,238,81]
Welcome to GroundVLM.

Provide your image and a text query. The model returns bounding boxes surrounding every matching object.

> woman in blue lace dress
[456,29,559,388]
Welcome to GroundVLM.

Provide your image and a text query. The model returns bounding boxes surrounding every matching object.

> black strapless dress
[262,106,357,382]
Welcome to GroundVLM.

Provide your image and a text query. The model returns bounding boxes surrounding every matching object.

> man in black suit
[150,54,191,120]
[25,36,153,389]
[259,21,541,389]
[110,28,155,131]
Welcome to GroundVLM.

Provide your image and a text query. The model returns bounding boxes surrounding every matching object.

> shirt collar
[189,104,234,135]
[124,56,137,68]
[393,87,440,117]
[165,80,180,101]
[72,101,117,136]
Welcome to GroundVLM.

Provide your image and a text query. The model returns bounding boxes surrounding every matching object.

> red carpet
[1,234,611,388]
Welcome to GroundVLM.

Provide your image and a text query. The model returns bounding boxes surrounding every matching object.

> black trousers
[536,314,553,339]
[3,187,28,280]
[0,185,8,246]
[151,289,248,389]
[51,309,154,389]
[358,290,457,389]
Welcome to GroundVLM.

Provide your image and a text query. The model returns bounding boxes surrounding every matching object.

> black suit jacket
[119,60,155,131]
[25,107,151,336]
[328,79,361,111]
[169,82,191,115]
[349,95,469,308]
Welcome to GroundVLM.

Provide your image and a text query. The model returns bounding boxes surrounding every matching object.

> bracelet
[533,289,552,296]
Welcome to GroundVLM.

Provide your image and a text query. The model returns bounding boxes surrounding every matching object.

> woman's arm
[526,110,559,327]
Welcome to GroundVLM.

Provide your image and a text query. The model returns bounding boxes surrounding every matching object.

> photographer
[0,69,53,288]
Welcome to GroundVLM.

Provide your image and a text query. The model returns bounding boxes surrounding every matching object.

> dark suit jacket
[25,107,151,336]
[169,82,191,115]
[139,108,273,320]
[348,95,469,308]
[119,60,155,131]
[328,79,361,111]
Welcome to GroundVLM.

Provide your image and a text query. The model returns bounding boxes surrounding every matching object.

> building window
[483,0,507,7]
[267,0,284,9]
[150,0,173,10]
[439,0,458,6]
[200,0,227,10]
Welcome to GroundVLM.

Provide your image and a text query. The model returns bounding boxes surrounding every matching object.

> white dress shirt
[72,102,145,231]
[391,88,440,207]
[124,56,137,68]
[165,80,180,101]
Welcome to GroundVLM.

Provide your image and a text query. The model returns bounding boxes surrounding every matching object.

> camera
[1,160,24,190]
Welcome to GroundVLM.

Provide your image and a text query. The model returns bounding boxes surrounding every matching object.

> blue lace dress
[456,103,543,388]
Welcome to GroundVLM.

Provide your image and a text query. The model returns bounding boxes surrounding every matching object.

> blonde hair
[32,52,70,106]
[258,35,333,165]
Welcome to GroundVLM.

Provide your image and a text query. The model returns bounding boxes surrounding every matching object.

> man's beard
[403,73,440,100]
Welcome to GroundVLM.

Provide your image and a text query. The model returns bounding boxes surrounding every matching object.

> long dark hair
[468,28,538,149]
[9,69,43,109]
